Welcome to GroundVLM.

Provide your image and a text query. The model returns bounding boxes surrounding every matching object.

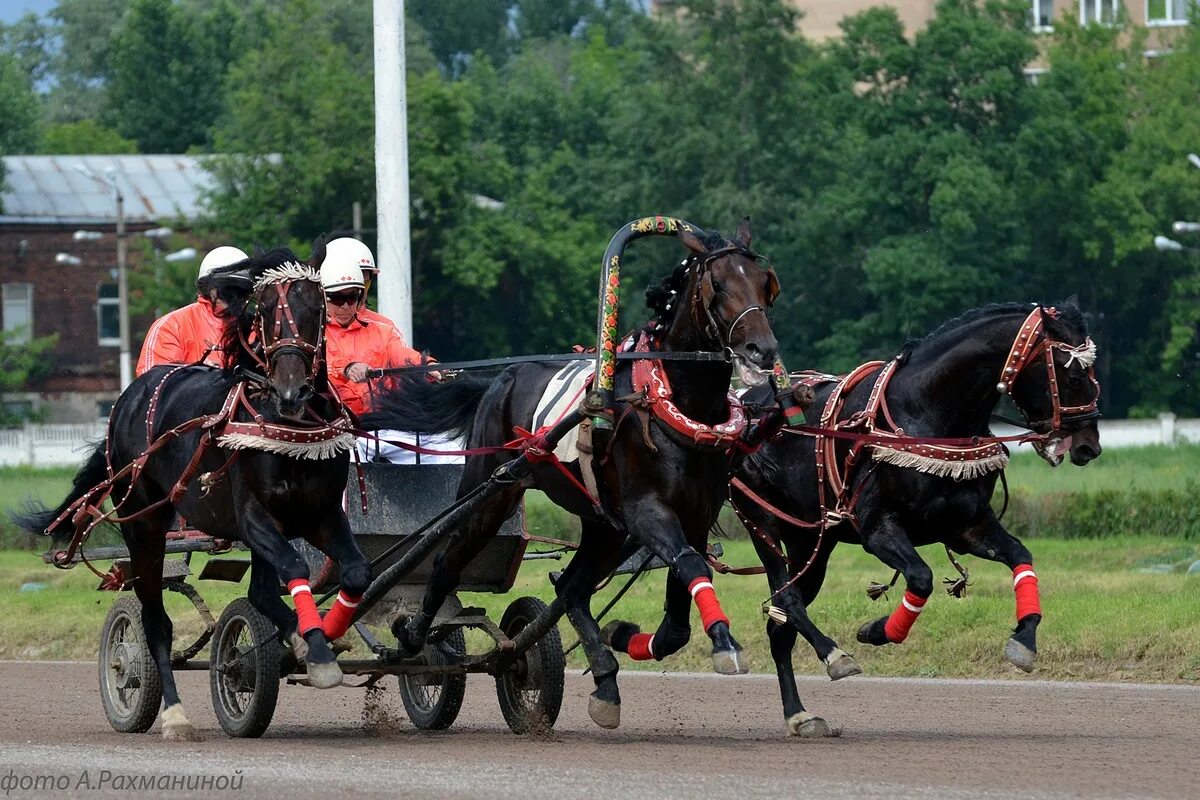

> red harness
[630,331,748,449]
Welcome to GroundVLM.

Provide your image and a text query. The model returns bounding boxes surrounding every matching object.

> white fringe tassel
[253,263,320,290]
[217,432,356,460]
[869,446,1008,481]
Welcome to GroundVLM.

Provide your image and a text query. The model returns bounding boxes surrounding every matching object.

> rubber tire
[209,598,282,738]
[98,595,163,733]
[495,596,565,735]
[398,628,467,731]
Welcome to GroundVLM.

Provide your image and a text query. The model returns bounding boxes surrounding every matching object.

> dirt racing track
[0,662,1196,799]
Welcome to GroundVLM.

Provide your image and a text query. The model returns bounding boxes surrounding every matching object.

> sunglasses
[327,290,363,307]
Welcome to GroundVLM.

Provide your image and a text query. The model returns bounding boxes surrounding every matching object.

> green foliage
[0,330,59,424]
[0,50,38,155]
[38,119,137,154]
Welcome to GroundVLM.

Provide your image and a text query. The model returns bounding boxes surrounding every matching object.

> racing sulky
[715,300,1100,736]
[14,241,371,740]
[364,217,785,729]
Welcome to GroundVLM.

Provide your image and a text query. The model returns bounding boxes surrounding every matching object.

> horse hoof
[588,695,621,729]
[787,712,833,738]
[824,649,862,681]
[712,648,750,675]
[286,630,309,660]
[160,705,203,741]
[856,618,889,646]
[1005,638,1036,673]
[600,620,639,650]
[307,659,344,689]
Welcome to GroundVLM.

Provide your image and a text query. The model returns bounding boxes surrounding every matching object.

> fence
[0,422,108,468]
[0,414,1196,468]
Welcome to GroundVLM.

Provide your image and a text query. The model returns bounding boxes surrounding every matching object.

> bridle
[996,306,1100,432]
[687,245,773,354]
[244,263,326,388]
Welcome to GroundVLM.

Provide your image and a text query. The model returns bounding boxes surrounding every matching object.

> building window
[98,283,119,346]
[1,283,33,344]
[1031,0,1055,30]
[1148,0,1191,24]
[1080,0,1118,24]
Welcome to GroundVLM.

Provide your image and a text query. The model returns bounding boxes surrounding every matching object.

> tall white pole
[115,187,132,390]
[373,0,413,342]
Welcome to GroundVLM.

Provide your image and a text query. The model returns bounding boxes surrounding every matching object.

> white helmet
[320,260,365,292]
[197,246,249,278]
[326,237,377,275]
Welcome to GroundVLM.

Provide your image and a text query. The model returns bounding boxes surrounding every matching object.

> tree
[0,50,39,156]
[39,119,137,154]
[0,330,59,424]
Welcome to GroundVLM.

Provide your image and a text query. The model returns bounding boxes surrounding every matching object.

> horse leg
[623,497,747,674]
[604,574,692,666]
[239,503,342,689]
[124,507,200,740]
[951,515,1042,672]
[246,553,307,660]
[855,517,934,646]
[554,521,625,728]
[306,510,372,643]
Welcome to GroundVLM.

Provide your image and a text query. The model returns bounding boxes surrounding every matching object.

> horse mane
[198,247,305,373]
[644,229,731,324]
[899,301,1089,361]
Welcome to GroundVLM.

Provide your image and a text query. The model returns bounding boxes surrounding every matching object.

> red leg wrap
[626,632,655,661]
[321,590,362,640]
[883,590,926,643]
[688,578,729,632]
[1013,563,1041,621]
[287,579,323,635]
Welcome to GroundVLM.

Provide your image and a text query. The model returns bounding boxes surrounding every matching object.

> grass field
[2,446,1199,682]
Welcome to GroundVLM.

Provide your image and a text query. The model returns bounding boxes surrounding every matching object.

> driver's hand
[345,362,369,383]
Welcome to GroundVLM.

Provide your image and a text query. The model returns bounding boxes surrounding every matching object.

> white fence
[0,414,1196,468]
[0,423,108,468]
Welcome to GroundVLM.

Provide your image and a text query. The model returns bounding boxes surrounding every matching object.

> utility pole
[353,201,363,241]
[115,185,131,390]
[373,0,413,342]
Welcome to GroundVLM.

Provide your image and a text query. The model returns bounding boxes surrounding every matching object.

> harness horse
[363,217,795,729]
[17,244,371,740]
[721,301,1102,734]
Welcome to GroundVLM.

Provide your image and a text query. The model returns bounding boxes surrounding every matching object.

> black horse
[364,219,782,729]
[607,300,1102,736]
[16,244,371,739]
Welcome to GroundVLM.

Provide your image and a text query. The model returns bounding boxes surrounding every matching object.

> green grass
[5,537,1199,682]
[1003,443,1200,496]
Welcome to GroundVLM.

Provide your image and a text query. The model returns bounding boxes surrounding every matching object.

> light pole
[57,222,183,391]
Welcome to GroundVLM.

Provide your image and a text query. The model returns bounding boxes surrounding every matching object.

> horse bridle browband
[996,306,1100,431]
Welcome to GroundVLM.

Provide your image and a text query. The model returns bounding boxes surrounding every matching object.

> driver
[136,245,249,376]
[319,255,462,464]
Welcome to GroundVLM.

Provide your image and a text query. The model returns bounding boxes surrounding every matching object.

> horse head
[203,240,329,420]
[668,217,781,386]
[1006,299,1102,467]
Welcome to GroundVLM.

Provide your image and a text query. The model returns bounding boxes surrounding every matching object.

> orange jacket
[325,315,426,416]
[136,297,227,376]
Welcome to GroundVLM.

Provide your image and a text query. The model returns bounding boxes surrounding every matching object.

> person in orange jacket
[324,238,387,324]
[135,245,249,376]
[320,251,462,463]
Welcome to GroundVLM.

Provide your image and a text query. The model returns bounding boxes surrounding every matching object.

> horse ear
[1062,294,1080,310]
[679,228,707,255]
[765,265,780,305]
[735,216,752,250]
[309,234,328,268]
[252,244,266,258]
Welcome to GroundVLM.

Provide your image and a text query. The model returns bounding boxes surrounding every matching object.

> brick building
[0,155,213,423]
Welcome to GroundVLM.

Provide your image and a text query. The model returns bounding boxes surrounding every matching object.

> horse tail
[361,373,494,442]
[10,442,110,544]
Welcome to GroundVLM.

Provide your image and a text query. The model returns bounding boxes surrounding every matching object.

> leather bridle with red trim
[996,306,1100,432]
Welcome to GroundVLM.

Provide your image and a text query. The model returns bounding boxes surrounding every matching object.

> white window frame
[1146,0,1191,26]
[2,283,33,345]
[1079,0,1119,24]
[97,283,119,347]
[1024,67,1050,85]
[1031,0,1056,32]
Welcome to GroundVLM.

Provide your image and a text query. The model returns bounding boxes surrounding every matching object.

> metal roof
[0,155,215,225]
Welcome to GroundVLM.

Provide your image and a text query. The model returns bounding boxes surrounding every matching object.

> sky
[1,2,56,25]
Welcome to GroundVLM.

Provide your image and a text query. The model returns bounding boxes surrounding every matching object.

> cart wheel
[209,598,281,738]
[397,627,467,730]
[98,596,163,733]
[495,596,564,734]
